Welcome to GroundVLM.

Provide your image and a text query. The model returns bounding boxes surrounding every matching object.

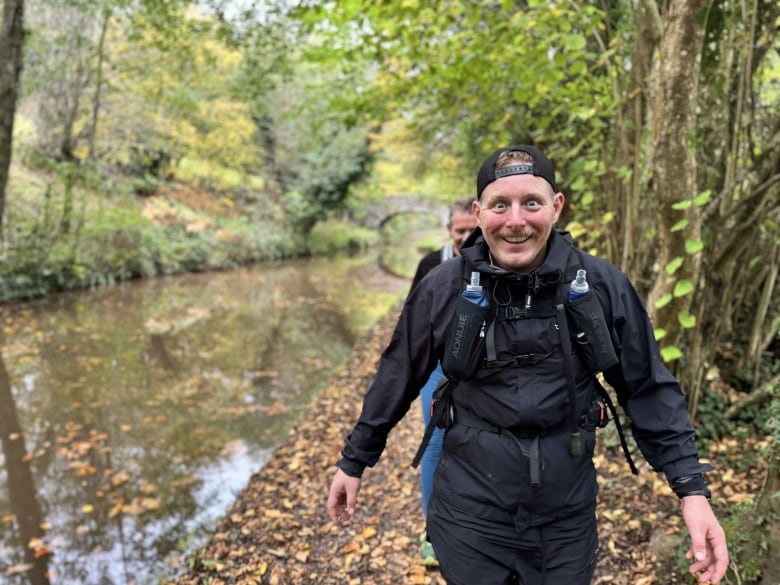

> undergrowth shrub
[308,220,380,255]
[0,204,301,301]
[214,217,298,264]
[692,387,780,584]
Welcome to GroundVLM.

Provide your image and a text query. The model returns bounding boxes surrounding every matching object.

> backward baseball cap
[476,145,556,198]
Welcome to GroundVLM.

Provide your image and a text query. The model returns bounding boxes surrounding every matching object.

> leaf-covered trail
[169,304,739,585]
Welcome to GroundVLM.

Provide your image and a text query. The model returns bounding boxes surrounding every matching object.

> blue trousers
[419,363,445,517]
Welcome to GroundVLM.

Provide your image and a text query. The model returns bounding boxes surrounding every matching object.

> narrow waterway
[0,253,410,585]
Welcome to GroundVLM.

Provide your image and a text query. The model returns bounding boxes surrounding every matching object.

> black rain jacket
[337,229,711,493]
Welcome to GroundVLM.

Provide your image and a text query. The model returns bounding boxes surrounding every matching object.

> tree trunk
[0,0,25,240]
[727,448,780,584]
[614,0,661,279]
[757,454,780,584]
[87,7,110,160]
[646,0,710,375]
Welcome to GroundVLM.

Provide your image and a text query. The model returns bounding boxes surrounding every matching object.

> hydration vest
[412,250,638,475]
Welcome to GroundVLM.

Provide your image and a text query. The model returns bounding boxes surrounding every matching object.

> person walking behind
[409,197,477,566]
[327,145,728,585]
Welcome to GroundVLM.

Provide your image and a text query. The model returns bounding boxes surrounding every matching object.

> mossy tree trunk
[724,450,780,583]
[645,0,708,364]
[0,0,25,240]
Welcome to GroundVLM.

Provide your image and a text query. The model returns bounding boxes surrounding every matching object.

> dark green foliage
[0,196,300,302]
[694,391,739,443]
[306,219,379,255]
[284,133,376,234]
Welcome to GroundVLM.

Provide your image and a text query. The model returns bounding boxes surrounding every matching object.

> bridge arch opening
[377,209,446,231]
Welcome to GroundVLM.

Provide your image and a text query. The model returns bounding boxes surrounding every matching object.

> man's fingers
[708,540,730,584]
[689,527,708,562]
[704,523,729,583]
[345,490,356,518]
[686,537,729,584]
[327,486,347,523]
[326,492,340,523]
[327,470,361,524]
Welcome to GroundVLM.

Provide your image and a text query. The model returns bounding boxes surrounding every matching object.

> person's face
[476,174,564,272]
[447,210,479,255]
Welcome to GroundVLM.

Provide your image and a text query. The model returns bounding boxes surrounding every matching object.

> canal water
[0,253,411,585]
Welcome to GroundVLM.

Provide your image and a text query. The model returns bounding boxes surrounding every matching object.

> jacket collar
[461,229,573,289]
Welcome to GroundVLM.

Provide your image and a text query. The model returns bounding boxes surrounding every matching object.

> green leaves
[694,190,712,206]
[661,346,683,362]
[666,257,684,275]
[293,0,622,202]
[685,239,704,254]
[677,310,696,328]
[673,279,695,298]
[566,34,588,52]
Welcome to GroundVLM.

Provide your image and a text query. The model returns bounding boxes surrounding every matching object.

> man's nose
[508,202,528,224]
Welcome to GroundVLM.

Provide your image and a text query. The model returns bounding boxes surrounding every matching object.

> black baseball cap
[476,145,556,198]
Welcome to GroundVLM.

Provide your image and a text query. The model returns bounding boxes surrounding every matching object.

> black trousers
[426,424,600,585]
[427,497,598,585]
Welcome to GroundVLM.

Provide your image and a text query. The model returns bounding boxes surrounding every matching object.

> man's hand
[327,468,361,523]
[681,495,729,584]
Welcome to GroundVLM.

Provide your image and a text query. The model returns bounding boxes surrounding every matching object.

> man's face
[476,174,564,272]
[448,210,479,255]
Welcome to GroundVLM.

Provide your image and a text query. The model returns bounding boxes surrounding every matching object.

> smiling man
[327,145,729,585]
[474,148,563,273]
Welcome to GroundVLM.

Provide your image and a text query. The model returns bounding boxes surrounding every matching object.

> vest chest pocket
[491,315,561,363]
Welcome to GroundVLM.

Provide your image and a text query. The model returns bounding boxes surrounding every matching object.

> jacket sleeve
[598,266,713,484]
[337,264,458,477]
[409,251,440,293]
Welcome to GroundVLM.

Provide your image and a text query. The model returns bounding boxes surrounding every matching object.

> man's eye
[524,200,542,210]
[493,201,508,210]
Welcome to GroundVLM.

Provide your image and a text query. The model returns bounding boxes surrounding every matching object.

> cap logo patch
[494,164,535,180]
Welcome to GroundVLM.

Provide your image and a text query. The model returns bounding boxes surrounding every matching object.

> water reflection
[0,349,50,584]
[0,253,408,584]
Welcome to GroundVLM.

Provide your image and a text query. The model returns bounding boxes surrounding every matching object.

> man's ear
[553,192,565,221]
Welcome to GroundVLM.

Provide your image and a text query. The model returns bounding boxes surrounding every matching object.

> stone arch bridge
[360,195,449,230]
